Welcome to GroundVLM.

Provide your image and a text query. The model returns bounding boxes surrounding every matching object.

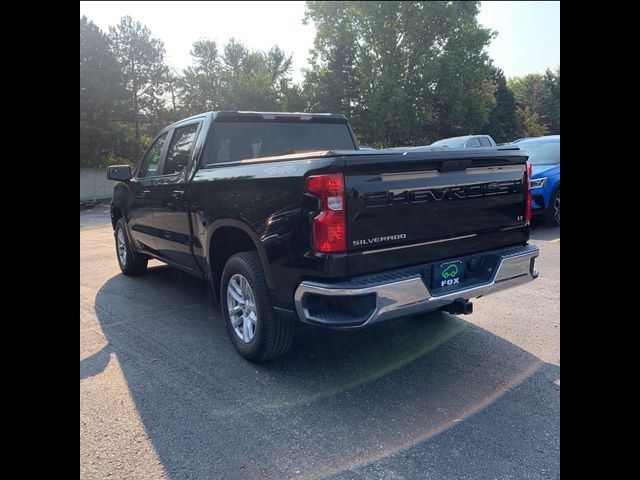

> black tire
[114,218,148,276]
[546,188,560,227]
[221,251,295,362]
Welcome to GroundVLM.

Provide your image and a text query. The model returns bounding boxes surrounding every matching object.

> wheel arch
[206,219,275,297]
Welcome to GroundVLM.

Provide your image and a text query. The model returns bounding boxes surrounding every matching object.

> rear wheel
[114,218,148,275]
[221,252,295,362]
[547,189,560,226]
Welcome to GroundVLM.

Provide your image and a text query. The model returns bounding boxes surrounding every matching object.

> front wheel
[114,218,148,276]
[221,252,295,362]
[547,189,560,226]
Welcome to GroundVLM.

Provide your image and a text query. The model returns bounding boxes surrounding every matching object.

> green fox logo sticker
[442,264,459,279]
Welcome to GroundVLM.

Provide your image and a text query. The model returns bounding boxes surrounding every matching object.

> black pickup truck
[108,111,539,362]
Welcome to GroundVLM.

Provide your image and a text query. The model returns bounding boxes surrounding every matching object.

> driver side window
[138,133,168,178]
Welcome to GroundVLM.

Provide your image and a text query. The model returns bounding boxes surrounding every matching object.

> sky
[80,1,560,84]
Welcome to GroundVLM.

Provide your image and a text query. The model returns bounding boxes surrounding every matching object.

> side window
[138,133,168,178]
[163,123,200,175]
[466,137,481,148]
[479,137,492,147]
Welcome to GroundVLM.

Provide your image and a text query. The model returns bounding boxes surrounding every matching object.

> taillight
[306,173,346,253]
[525,161,532,223]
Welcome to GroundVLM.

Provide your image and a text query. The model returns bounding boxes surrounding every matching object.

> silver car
[429,135,497,148]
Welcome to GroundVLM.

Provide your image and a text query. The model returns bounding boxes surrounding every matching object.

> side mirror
[107,165,132,181]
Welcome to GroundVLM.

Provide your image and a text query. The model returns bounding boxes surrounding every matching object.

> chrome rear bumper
[294,243,539,328]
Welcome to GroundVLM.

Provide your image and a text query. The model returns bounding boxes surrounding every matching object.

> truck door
[152,121,203,272]
[127,132,169,254]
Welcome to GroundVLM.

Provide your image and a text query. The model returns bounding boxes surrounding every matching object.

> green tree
[303,1,496,147]
[483,68,518,143]
[348,0,423,146]
[278,82,308,112]
[509,73,545,112]
[267,46,293,83]
[180,40,223,115]
[541,67,560,134]
[508,70,560,137]
[427,2,496,140]
[303,1,360,118]
[80,9,559,170]
[109,16,168,159]
[80,16,128,167]
[517,106,548,137]
[219,38,280,110]
[180,38,300,115]
[267,46,304,109]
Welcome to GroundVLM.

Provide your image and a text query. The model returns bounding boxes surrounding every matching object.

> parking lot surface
[81,206,559,479]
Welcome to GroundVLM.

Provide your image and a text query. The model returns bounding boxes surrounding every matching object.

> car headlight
[530,177,548,189]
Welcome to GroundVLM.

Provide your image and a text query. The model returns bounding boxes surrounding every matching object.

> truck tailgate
[344,148,529,276]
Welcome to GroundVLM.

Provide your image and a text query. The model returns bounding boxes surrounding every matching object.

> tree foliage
[180,39,223,113]
[303,1,496,147]
[80,11,559,168]
[483,68,518,143]
[109,16,168,159]
[179,39,297,114]
[516,106,548,137]
[80,16,129,167]
[508,67,560,137]
[541,67,560,134]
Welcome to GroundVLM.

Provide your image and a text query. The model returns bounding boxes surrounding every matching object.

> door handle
[172,190,185,199]
[141,188,152,196]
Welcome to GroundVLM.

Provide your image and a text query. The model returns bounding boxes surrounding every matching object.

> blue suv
[518,136,560,226]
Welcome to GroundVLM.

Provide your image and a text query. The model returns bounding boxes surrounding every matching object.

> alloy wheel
[117,229,127,265]
[553,192,560,225]
[227,274,258,343]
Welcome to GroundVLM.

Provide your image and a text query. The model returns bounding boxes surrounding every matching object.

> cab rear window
[208,122,356,164]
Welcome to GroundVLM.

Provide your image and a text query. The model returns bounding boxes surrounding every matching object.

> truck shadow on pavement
[83,265,559,479]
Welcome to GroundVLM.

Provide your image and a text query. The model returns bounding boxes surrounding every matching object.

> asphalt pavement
[80,206,559,480]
